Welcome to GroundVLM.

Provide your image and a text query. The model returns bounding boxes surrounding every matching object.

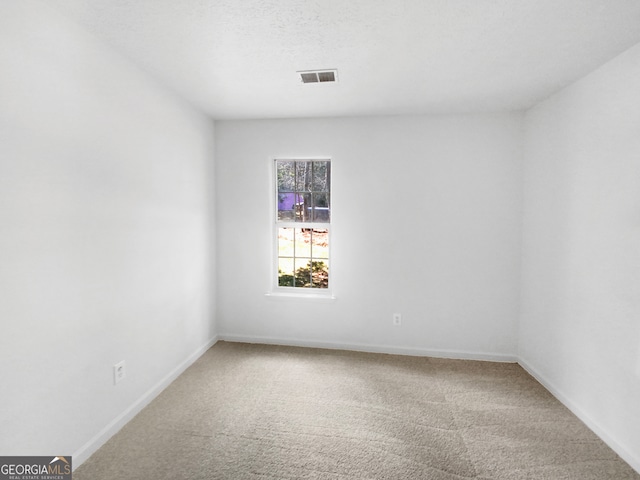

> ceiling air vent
[298,69,338,84]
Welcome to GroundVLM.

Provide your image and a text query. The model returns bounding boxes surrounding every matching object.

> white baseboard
[72,335,219,470]
[218,333,518,363]
[518,357,640,475]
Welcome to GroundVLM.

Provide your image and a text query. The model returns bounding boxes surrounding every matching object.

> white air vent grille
[298,69,338,84]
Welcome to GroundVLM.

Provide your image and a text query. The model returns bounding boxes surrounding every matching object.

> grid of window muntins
[275,160,330,289]
[276,160,330,223]
[277,227,329,288]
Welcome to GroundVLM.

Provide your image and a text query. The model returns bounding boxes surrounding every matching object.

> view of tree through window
[276,160,330,289]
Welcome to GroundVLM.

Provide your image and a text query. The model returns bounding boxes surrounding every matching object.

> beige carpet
[74,342,639,479]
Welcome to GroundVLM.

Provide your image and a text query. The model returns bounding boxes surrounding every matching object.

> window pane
[310,260,329,288]
[295,229,311,258]
[311,229,329,259]
[277,193,296,221]
[278,258,295,287]
[311,193,330,222]
[294,258,312,287]
[278,227,294,256]
[295,162,312,192]
[312,161,330,192]
[295,192,312,222]
[277,161,295,192]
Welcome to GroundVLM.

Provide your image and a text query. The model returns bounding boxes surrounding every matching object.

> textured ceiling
[48,0,640,120]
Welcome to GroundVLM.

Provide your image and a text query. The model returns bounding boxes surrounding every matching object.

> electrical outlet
[113,360,126,385]
[393,313,402,326]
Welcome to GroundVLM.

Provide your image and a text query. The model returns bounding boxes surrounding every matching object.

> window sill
[265,291,336,303]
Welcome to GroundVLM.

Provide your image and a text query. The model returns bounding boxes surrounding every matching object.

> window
[275,159,331,290]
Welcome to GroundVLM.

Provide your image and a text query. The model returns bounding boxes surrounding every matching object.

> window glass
[275,159,331,290]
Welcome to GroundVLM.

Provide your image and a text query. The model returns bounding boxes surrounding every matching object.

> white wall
[520,42,640,470]
[216,114,523,359]
[0,1,216,465]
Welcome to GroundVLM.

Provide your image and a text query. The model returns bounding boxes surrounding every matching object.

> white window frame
[268,157,334,300]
